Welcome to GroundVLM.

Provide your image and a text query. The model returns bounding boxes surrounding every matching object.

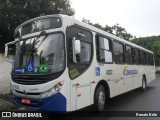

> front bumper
[10,92,66,112]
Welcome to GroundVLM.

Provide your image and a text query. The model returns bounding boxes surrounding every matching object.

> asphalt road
[6,76,160,120]
[78,75,160,120]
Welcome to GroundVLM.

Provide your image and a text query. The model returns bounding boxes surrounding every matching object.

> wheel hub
[99,91,105,105]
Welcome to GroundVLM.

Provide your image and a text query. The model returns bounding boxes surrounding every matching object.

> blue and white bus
[5,14,156,112]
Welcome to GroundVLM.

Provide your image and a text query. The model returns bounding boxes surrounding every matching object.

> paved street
[77,75,160,120]
[2,76,160,120]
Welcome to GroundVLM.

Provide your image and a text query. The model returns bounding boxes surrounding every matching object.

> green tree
[131,35,160,66]
[103,25,113,34]
[0,0,75,53]
[152,41,160,66]
[112,24,133,41]
[93,23,103,30]
[82,18,92,25]
[82,18,133,41]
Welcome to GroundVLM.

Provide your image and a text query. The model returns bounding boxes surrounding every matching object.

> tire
[141,76,146,91]
[94,85,106,111]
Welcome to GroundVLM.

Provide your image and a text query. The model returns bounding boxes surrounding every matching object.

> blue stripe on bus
[10,92,66,112]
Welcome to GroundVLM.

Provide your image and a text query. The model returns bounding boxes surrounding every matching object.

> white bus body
[7,14,156,112]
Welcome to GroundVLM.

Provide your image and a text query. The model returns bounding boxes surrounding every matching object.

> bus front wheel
[94,85,106,111]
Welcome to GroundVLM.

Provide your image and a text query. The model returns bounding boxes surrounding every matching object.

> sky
[70,0,160,37]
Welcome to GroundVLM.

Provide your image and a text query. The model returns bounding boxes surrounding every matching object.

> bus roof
[15,14,153,54]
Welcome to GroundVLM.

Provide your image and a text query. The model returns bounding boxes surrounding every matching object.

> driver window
[67,26,93,79]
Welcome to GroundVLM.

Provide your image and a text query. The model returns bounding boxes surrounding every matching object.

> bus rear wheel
[141,76,146,91]
[94,85,106,111]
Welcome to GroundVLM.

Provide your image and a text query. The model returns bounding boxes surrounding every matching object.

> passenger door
[67,26,93,111]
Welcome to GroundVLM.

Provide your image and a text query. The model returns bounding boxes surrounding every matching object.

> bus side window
[96,35,113,63]
[134,48,141,65]
[113,41,125,64]
[149,54,154,66]
[145,52,150,65]
[140,50,146,65]
[125,45,133,65]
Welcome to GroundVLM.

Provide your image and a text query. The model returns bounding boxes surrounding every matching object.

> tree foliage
[152,41,160,66]
[112,24,133,41]
[0,0,74,52]
[82,18,133,41]
[131,36,160,66]
[103,25,113,34]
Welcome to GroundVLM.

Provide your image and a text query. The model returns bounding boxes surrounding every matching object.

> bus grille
[12,77,49,85]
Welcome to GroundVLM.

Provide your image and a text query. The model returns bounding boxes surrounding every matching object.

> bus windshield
[13,33,65,74]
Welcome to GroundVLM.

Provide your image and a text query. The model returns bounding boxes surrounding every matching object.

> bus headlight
[41,81,64,98]
[11,88,16,94]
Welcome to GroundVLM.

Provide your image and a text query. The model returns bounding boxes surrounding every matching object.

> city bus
[4,14,156,112]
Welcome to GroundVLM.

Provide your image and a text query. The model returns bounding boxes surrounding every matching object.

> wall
[0,54,12,94]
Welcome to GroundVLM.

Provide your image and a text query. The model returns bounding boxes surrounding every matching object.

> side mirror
[72,38,81,63]
[4,41,16,57]
[4,41,16,63]
[75,40,81,54]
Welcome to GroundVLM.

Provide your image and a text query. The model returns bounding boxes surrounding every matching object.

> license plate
[22,98,30,104]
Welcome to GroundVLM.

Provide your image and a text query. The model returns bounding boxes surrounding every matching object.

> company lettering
[123,69,138,75]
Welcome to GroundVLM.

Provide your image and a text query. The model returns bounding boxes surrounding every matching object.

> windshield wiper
[31,30,47,51]
[25,31,48,73]
[17,30,46,55]
[33,33,48,51]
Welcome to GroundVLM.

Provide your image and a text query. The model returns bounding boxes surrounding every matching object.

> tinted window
[134,48,141,65]
[145,52,150,65]
[125,45,133,64]
[140,51,146,65]
[113,41,125,64]
[21,21,36,35]
[113,41,123,53]
[149,54,154,65]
